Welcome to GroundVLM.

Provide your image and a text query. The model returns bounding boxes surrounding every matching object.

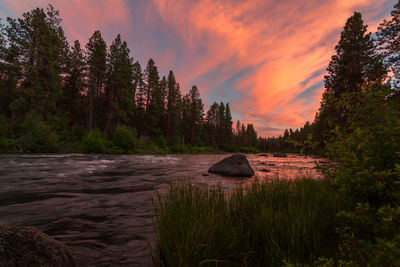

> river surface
[0,153,328,266]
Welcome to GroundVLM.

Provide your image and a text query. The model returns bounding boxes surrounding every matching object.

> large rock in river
[0,223,75,266]
[208,154,254,177]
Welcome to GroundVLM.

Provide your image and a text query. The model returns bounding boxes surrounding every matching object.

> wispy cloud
[1,0,396,136]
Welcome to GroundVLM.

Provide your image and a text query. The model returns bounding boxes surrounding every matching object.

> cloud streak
[151,0,395,136]
[1,0,396,136]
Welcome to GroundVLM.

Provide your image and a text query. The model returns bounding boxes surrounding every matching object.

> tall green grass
[154,178,349,266]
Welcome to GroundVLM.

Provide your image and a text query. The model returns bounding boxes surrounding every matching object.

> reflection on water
[0,153,327,266]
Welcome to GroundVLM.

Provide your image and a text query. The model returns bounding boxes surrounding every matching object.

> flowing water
[0,153,328,266]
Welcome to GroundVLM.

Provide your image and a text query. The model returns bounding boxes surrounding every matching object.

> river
[0,153,327,266]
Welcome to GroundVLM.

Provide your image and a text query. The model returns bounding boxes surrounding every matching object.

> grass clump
[154,178,348,266]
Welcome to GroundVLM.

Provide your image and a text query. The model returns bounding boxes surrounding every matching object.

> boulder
[208,154,254,177]
[0,223,75,267]
[273,153,287,157]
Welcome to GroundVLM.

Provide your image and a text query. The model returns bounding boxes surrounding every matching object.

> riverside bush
[112,126,137,152]
[16,112,59,152]
[154,178,348,266]
[82,129,106,153]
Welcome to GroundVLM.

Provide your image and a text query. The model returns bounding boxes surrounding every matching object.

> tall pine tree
[166,71,182,143]
[86,30,107,131]
[103,34,135,136]
[4,5,67,118]
[133,61,146,136]
[145,58,162,137]
[315,12,386,143]
[62,40,86,127]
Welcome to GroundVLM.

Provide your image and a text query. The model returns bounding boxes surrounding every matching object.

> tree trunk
[103,89,113,137]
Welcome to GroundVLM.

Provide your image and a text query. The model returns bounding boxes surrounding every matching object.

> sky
[0,0,397,137]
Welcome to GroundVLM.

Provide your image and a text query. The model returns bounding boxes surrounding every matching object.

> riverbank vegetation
[154,4,400,266]
[0,5,259,154]
[154,178,350,266]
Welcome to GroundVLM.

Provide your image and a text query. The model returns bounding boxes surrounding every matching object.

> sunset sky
[0,0,396,137]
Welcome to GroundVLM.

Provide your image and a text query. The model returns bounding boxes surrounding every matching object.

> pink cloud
[1,0,130,45]
[1,0,394,137]
[152,0,392,137]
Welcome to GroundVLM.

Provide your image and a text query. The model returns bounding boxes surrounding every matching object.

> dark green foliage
[257,122,316,154]
[0,114,8,137]
[204,102,235,149]
[315,12,386,143]
[62,40,86,127]
[0,114,9,150]
[0,4,246,154]
[112,126,137,152]
[104,34,135,136]
[233,120,258,151]
[166,71,182,144]
[16,112,59,152]
[86,30,107,132]
[317,83,400,265]
[155,179,348,266]
[326,84,400,206]
[82,129,106,153]
[181,85,204,145]
[4,5,67,119]
[145,58,162,137]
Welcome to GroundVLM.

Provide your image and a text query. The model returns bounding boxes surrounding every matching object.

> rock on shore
[208,154,254,177]
[0,223,75,266]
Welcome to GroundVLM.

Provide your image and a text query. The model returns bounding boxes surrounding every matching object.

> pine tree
[159,76,168,136]
[133,61,146,136]
[0,20,22,121]
[166,71,182,143]
[86,30,107,131]
[223,103,233,146]
[315,12,386,141]
[145,58,162,137]
[103,34,134,136]
[181,94,191,144]
[377,1,400,90]
[216,102,225,147]
[62,40,86,126]
[245,124,257,147]
[188,85,204,144]
[4,5,67,118]
[205,102,219,147]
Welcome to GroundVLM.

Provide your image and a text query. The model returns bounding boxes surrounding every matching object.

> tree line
[0,5,260,153]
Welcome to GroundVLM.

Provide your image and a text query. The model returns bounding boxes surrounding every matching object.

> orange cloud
[1,0,130,45]
[2,0,394,137]
[153,0,392,136]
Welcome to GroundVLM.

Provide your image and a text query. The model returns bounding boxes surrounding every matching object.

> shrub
[82,129,106,153]
[0,114,8,137]
[239,146,259,153]
[155,135,167,149]
[112,126,137,152]
[169,144,190,153]
[16,112,59,152]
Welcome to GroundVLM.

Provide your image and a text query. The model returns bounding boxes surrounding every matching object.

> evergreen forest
[0,5,258,154]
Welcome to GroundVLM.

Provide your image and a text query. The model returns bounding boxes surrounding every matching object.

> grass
[153,177,350,266]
